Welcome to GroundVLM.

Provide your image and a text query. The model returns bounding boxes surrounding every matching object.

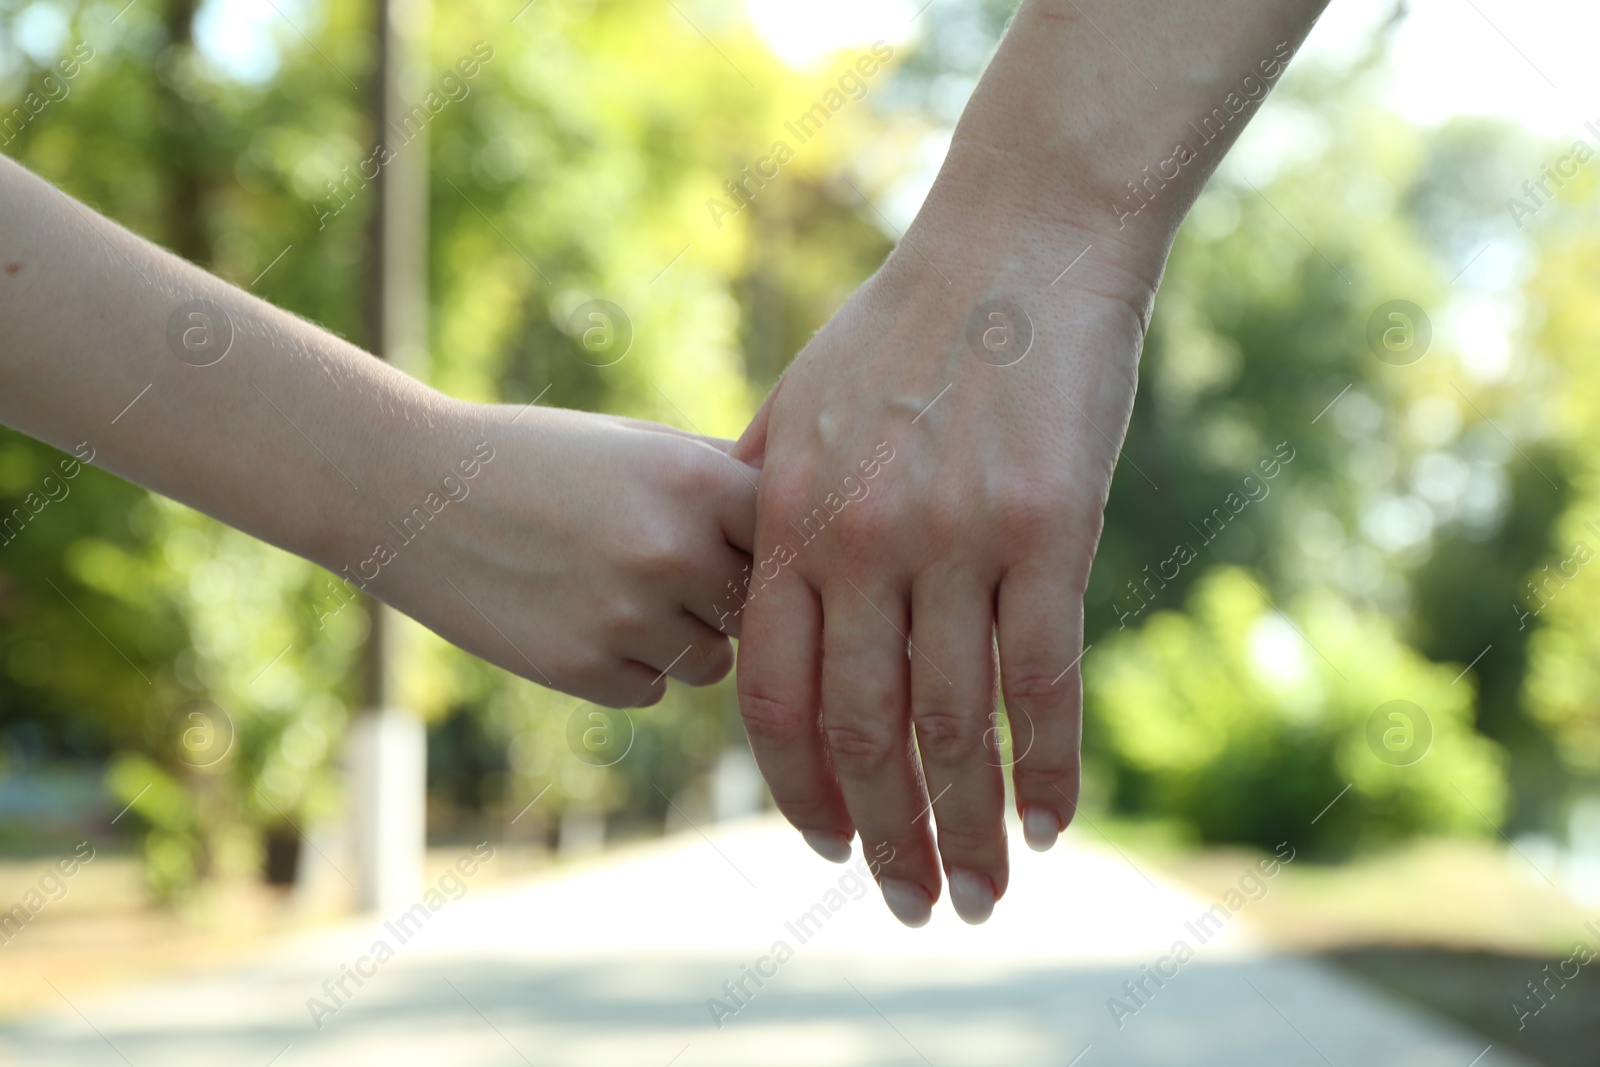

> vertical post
[367,0,433,383]
[350,0,432,914]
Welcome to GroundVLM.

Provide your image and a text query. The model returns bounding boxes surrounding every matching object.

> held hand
[731,210,1163,926]
[355,403,758,708]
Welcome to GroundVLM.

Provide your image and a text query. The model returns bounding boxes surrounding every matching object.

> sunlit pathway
[0,814,1527,1066]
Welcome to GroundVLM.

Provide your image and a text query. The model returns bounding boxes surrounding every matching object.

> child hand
[342,403,757,708]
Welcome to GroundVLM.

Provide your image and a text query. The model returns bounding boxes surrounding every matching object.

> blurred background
[3,0,1600,1062]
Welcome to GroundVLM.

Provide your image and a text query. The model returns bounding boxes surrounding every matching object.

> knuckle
[911,709,983,766]
[661,444,723,497]
[823,720,903,775]
[994,476,1107,561]
[657,540,700,581]
[862,833,925,873]
[600,594,653,638]
[1013,758,1080,798]
[1003,673,1067,707]
[738,687,817,746]
[924,485,972,542]
[574,672,631,709]
[561,647,614,692]
[618,521,695,579]
[828,500,883,557]
[676,639,734,686]
[991,481,1060,535]
[619,679,666,708]
[935,821,1000,861]
[560,643,660,708]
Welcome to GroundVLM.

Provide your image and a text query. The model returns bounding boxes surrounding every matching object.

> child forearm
[0,154,458,570]
[0,156,759,705]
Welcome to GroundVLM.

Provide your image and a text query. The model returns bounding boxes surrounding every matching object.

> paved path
[0,815,1528,1066]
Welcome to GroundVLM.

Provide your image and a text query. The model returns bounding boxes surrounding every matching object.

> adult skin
[0,154,757,708]
[733,0,1333,926]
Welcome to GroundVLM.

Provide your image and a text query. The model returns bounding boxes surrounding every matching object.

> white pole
[350,0,432,913]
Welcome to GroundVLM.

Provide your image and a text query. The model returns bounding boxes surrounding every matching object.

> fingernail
[1022,806,1062,852]
[801,829,853,864]
[947,868,996,925]
[880,878,933,927]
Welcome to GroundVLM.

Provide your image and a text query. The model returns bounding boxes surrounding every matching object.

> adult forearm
[911,0,1330,280]
[0,155,459,568]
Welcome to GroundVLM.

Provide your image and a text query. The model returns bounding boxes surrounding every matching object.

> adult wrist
[911,0,1320,290]
[885,149,1168,343]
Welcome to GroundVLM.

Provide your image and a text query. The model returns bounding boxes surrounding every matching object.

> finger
[822,580,941,927]
[909,571,1006,924]
[709,459,760,555]
[685,541,754,640]
[425,582,665,709]
[573,658,670,709]
[618,418,758,552]
[737,566,855,860]
[996,562,1085,854]
[630,613,735,688]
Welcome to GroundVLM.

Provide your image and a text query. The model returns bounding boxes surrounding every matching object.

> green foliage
[1086,67,1576,838]
[1085,567,1506,854]
[106,752,197,895]
[1,0,1591,893]
[1520,168,1600,780]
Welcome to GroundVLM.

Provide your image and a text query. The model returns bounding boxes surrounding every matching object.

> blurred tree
[1086,567,1506,854]
[1,0,1589,891]
[1521,159,1600,798]
[1077,62,1568,842]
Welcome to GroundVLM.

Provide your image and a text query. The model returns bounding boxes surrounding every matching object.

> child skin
[0,153,756,709]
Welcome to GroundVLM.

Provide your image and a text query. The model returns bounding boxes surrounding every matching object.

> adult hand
[731,195,1164,925]
[726,0,1326,931]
